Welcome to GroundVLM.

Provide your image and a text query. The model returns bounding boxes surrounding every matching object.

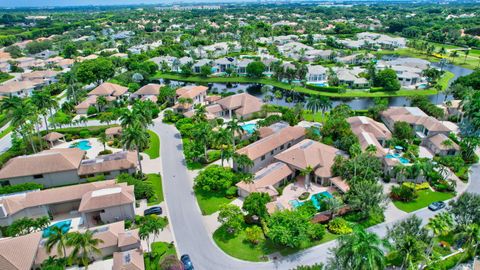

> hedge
[305,84,346,93]
[41,125,117,139]
[369,87,386,93]
[0,182,43,195]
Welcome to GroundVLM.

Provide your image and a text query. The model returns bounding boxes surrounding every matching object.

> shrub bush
[116,173,155,200]
[308,223,326,240]
[79,130,91,138]
[0,182,43,195]
[327,217,352,235]
[298,192,310,201]
[402,182,430,190]
[98,149,113,155]
[87,175,106,182]
[390,184,418,202]
[207,150,221,162]
[305,84,345,93]
[225,186,238,198]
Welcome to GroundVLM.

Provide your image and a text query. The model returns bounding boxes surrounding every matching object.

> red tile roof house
[380,107,454,156]
[215,93,264,119]
[234,126,306,174]
[347,116,392,158]
[0,180,135,227]
[274,139,346,189]
[131,83,165,103]
[0,149,137,188]
[173,85,208,113]
[75,82,129,114]
[33,221,142,269]
[0,80,37,98]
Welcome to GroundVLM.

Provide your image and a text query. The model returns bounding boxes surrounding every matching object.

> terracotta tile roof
[113,249,145,270]
[78,185,135,212]
[88,82,129,97]
[216,93,264,116]
[274,139,341,178]
[42,132,64,142]
[106,127,123,136]
[176,85,208,99]
[0,180,117,216]
[236,162,292,195]
[381,107,450,133]
[21,70,59,80]
[258,127,274,138]
[0,232,42,270]
[205,95,221,102]
[0,80,36,94]
[236,126,305,160]
[205,104,223,114]
[330,176,350,193]
[347,116,391,140]
[77,151,137,176]
[0,148,85,179]
[75,95,97,110]
[134,83,164,96]
[427,133,459,151]
[118,228,140,248]
[356,131,388,157]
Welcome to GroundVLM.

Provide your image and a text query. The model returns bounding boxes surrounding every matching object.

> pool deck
[277,176,337,210]
[53,138,123,159]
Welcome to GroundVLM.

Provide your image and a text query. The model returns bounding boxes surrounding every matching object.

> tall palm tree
[226,117,244,150]
[192,122,212,161]
[31,90,58,132]
[454,224,480,267]
[193,105,207,123]
[213,128,232,166]
[98,132,108,151]
[300,165,314,189]
[318,96,333,124]
[306,96,322,115]
[426,212,454,237]
[324,197,342,220]
[233,153,253,172]
[96,96,108,112]
[332,226,385,270]
[46,226,69,259]
[122,123,149,175]
[66,231,103,269]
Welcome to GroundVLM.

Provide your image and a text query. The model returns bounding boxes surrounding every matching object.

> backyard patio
[276,176,337,210]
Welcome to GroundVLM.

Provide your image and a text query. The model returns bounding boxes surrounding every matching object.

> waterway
[159,61,473,111]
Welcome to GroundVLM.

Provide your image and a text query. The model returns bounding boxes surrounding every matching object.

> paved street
[153,113,480,270]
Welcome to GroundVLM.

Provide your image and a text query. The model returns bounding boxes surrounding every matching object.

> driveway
[152,111,480,270]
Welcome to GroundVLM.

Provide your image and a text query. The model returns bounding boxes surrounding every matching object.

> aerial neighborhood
[0,2,479,270]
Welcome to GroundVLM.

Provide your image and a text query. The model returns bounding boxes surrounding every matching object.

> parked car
[144,206,162,216]
[428,201,446,211]
[181,254,194,270]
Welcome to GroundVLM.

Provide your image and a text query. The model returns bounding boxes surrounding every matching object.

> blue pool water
[310,82,328,87]
[418,83,428,89]
[290,191,334,210]
[69,140,92,150]
[241,123,257,134]
[385,153,410,164]
[43,220,72,238]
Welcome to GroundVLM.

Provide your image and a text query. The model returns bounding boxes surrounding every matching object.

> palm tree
[96,96,108,112]
[31,90,58,133]
[324,197,342,220]
[213,128,232,166]
[193,122,212,161]
[318,96,332,124]
[306,96,322,115]
[454,224,480,267]
[332,226,385,270]
[426,212,454,237]
[300,165,314,189]
[66,231,103,269]
[98,132,108,151]
[122,123,149,175]
[233,153,253,172]
[441,139,453,148]
[46,226,69,259]
[365,144,377,155]
[193,105,207,123]
[463,49,470,64]
[226,117,244,150]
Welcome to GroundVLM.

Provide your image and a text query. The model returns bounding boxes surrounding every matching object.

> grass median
[144,130,160,159]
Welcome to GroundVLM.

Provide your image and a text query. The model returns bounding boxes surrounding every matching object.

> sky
[1,0,235,8]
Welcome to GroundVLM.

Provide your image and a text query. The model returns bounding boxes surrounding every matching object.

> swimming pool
[241,123,257,134]
[43,219,72,238]
[290,191,333,210]
[385,153,410,164]
[69,140,92,150]
[418,83,428,89]
[309,82,329,87]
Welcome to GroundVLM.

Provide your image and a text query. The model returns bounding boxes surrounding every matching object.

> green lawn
[146,174,164,206]
[144,130,160,159]
[213,224,339,262]
[154,73,439,98]
[144,241,177,270]
[0,126,13,139]
[0,74,13,84]
[194,189,235,215]
[437,71,455,91]
[302,111,329,123]
[393,189,455,213]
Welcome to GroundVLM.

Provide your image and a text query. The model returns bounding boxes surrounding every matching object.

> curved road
[152,116,480,270]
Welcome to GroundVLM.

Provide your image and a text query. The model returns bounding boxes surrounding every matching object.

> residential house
[0,148,137,188]
[192,59,211,73]
[381,107,451,139]
[32,49,58,59]
[234,126,306,173]
[215,93,264,119]
[347,116,392,157]
[0,232,42,270]
[274,139,344,186]
[21,70,60,85]
[131,83,164,102]
[151,55,178,70]
[75,82,129,114]
[34,221,141,267]
[335,67,370,88]
[423,133,459,156]
[0,80,36,98]
[306,65,327,83]
[236,59,254,75]
[236,162,293,198]
[303,49,333,62]
[113,249,145,270]
[213,57,235,73]
[173,85,208,112]
[335,53,374,65]
[0,180,135,226]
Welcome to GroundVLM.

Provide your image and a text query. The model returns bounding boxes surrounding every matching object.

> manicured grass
[146,173,164,205]
[437,71,455,91]
[144,130,160,159]
[0,74,13,84]
[302,111,328,123]
[194,189,235,215]
[154,72,439,98]
[0,126,12,139]
[213,224,339,262]
[393,189,455,213]
[144,241,177,270]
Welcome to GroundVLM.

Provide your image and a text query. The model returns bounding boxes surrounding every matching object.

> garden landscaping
[144,130,160,159]
[393,189,454,213]
[146,173,164,206]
